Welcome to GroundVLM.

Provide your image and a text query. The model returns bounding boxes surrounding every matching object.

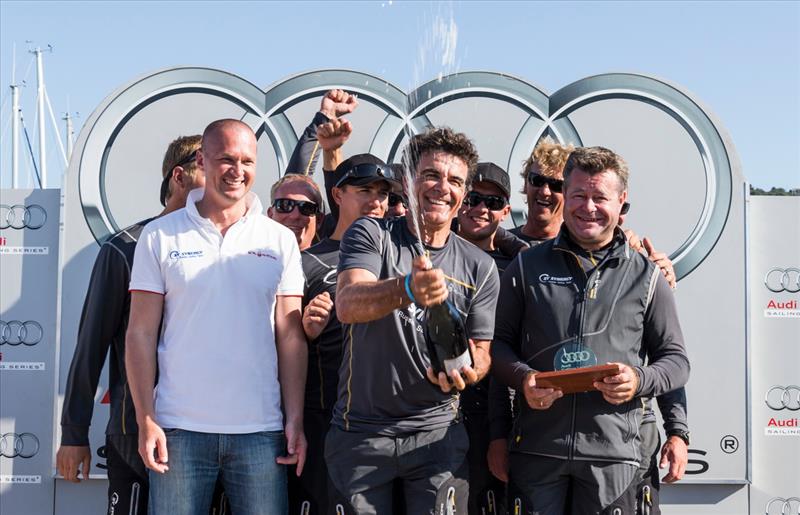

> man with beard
[491,146,690,514]
[326,127,499,514]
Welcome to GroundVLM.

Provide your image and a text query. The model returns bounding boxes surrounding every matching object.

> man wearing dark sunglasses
[387,164,409,217]
[457,163,514,269]
[451,161,517,515]
[268,175,324,251]
[510,137,573,245]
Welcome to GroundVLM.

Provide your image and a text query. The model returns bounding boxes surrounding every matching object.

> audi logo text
[765,268,800,293]
[0,432,40,458]
[0,320,43,346]
[0,204,47,230]
[765,385,800,411]
[561,351,591,364]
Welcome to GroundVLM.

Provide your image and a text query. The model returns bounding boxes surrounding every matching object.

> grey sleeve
[284,111,329,177]
[635,270,691,398]
[657,387,689,434]
[488,376,514,440]
[338,218,384,278]
[466,261,499,341]
[60,244,127,445]
[491,255,535,390]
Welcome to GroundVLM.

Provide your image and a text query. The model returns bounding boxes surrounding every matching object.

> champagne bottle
[423,299,473,377]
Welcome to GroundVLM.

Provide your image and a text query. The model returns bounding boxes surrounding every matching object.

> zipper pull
[588,270,602,299]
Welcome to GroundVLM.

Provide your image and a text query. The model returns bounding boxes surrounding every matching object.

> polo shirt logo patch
[168,249,204,260]
[248,249,278,260]
[538,273,573,285]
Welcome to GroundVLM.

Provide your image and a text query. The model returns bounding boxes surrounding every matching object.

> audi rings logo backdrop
[16,65,789,514]
[60,65,748,478]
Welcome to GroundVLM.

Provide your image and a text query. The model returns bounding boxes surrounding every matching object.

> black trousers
[325,424,469,514]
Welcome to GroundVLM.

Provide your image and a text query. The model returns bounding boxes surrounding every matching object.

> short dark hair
[401,126,479,186]
[563,146,629,192]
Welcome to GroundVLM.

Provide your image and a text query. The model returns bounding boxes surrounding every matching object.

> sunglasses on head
[272,198,319,216]
[160,150,198,206]
[335,163,393,188]
[463,191,508,211]
[388,193,406,207]
[527,172,563,193]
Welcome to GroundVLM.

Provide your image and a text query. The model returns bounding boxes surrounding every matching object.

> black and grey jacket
[60,219,153,445]
[491,226,690,464]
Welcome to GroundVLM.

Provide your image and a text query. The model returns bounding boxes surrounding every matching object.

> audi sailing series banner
[0,189,60,514]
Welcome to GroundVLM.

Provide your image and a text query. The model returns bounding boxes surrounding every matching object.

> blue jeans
[148,429,287,515]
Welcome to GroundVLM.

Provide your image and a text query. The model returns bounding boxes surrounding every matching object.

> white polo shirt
[130,188,304,433]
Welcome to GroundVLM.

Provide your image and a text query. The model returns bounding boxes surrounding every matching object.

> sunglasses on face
[527,172,563,193]
[463,191,508,211]
[272,198,319,216]
[388,193,406,208]
[160,150,198,206]
[334,163,393,188]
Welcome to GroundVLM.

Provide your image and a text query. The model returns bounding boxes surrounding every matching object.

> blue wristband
[404,274,417,304]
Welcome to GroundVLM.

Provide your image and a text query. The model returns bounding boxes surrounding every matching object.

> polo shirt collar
[185,188,264,227]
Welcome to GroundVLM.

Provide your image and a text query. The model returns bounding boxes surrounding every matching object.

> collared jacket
[491,226,690,465]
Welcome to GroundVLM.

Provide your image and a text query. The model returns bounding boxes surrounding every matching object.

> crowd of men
[57,89,691,515]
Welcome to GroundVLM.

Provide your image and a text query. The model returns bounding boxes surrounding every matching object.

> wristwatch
[667,429,691,446]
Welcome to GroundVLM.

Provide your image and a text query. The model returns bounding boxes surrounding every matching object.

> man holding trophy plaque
[491,146,690,515]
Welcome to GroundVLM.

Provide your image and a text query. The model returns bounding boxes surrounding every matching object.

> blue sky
[1,0,798,189]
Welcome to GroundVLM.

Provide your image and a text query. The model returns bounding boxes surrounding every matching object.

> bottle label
[443,348,472,375]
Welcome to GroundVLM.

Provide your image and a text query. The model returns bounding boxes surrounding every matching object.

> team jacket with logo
[492,227,690,464]
[60,219,153,445]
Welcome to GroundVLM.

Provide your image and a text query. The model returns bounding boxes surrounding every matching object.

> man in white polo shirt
[126,119,307,515]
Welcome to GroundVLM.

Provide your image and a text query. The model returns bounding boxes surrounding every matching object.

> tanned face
[563,168,627,250]
[267,181,320,250]
[525,162,564,232]
[196,123,257,209]
[414,150,468,232]
[457,181,510,246]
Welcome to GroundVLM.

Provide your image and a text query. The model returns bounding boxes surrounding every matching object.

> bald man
[126,119,307,515]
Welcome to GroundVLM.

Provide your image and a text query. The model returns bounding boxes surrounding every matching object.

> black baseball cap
[473,162,511,199]
[332,154,399,189]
